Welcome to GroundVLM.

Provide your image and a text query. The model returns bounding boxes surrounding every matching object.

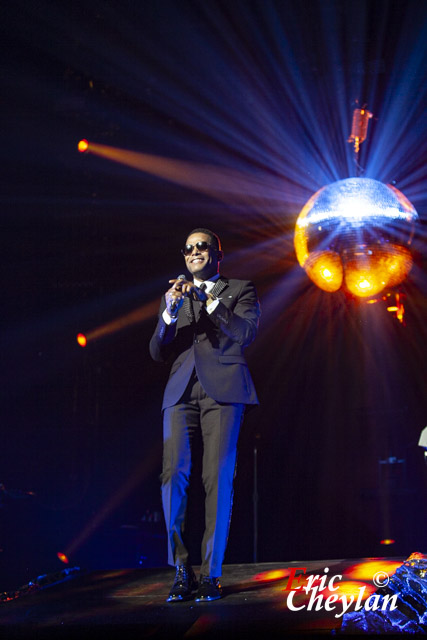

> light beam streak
[64,441,161,559]
[80,140,304,217]
[78,298,159,346]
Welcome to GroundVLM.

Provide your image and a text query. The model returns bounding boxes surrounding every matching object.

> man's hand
[165,281,185,317]
[168,278,208,302]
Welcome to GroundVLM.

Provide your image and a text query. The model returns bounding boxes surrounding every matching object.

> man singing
[149,228,260,602]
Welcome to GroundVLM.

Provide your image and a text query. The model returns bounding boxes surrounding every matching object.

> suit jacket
[149,277,260,409]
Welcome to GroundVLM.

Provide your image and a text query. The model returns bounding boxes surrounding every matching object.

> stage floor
[0,557,407,638]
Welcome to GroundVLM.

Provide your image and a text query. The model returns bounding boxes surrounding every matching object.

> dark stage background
[1,0,426,589]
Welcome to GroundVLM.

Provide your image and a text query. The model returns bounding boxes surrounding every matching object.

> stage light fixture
[57,552,69,564]
[418,427,427,463]
[294,178,418,298]
[76,333,87,347]
[418,427,427,448]
[348,108,373,153]
[77,139,89,153]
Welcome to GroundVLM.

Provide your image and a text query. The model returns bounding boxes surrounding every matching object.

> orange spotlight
[57,552,69,564]
[77,139,89,153]
[380,539,395,545]
[76,333,87,348]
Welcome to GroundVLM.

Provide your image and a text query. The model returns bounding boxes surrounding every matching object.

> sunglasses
[181,241,212,256]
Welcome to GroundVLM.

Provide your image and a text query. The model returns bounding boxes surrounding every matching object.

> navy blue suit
[150,276,260,575]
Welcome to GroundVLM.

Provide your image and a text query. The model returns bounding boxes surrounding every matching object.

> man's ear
[217,250,224,262]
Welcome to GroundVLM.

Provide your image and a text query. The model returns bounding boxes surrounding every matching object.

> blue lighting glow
[298,178,418,232]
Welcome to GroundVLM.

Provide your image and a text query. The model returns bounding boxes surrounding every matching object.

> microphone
[170,274,186,314]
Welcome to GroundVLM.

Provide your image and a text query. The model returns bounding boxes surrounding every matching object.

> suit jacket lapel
[182,277,228,324]
[183,296,195,324]
[211,276,228,299]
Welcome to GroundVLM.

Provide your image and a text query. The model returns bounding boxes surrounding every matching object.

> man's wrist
[163,308,178,324]
[204,294,219,314]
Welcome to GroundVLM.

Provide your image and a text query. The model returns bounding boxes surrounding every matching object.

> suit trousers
[161,371,245,577]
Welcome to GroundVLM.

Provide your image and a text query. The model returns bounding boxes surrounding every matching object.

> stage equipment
[348,108,373,154]
[0,567,81,602]
[76,333,87,347]
[418,427,427,448]
[57,552,69,564]
[386,291,405,323]
[294,178,418,298]
[418,427,427,463]
[0,483,35,504]
[77,139,89,153]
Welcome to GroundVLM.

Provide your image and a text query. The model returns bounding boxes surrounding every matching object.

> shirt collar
[193,273,220,292]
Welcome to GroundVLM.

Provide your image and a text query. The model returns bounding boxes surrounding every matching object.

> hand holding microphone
[169,278,208,300]
[167,274,186,316]
[166,275,209,317]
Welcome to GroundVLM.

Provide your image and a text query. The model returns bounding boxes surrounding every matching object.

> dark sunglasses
[181,241,212,256]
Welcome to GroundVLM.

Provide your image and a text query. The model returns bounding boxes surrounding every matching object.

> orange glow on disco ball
[383,245,413,287]
[304,250,343,292]
[77,333,87,347]
[343,248,389,297]
[78,139,89,153]
[294,178,418,298]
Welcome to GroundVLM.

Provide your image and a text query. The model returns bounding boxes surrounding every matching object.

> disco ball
[294,178,419,297]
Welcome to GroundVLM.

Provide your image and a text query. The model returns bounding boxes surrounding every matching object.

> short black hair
[187,228,222,251]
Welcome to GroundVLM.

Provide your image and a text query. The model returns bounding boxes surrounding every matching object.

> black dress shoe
[166,565,198,602]
[194,575,222,601]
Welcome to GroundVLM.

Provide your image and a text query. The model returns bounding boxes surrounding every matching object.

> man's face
[183,232,220,281]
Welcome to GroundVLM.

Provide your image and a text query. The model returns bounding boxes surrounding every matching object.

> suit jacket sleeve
[149,279,260,362]
[207,280,260,347]
[149,296,179,362]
